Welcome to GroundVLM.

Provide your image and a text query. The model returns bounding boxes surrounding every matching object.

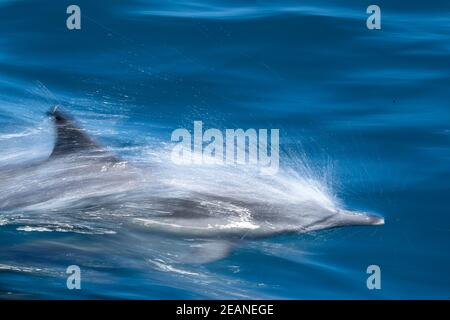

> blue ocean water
[0,0,449,299]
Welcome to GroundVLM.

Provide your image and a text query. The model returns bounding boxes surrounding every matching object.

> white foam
[148,259,200,276]
[17,226,53,232]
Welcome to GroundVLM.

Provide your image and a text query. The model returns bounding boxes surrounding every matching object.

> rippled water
[0,0,449,299]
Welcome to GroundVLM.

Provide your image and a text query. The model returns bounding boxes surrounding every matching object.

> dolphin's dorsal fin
[48,107,117,161]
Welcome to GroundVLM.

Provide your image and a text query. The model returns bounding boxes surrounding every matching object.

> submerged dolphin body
[0,107,384,262]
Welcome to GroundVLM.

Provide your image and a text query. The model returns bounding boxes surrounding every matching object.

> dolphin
[0,107,384,262]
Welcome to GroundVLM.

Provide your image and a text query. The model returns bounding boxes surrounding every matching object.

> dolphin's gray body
[0,107,384,261]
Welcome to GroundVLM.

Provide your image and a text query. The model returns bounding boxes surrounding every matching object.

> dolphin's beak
[367,214,385,225]
[338,209,385,226]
